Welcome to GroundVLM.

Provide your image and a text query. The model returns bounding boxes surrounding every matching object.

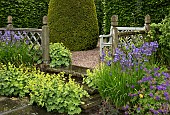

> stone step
[0,96,56,115]
[81,94,101,110]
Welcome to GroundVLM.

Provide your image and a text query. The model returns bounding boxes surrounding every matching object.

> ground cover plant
[49,43,72,68]
[84,38,170,114]
[125,67,170,114]
[0,63,35,97]
[0,30,88,114]
[0,63,89,115]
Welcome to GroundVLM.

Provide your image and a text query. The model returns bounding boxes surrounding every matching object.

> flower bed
[84,41,170,114]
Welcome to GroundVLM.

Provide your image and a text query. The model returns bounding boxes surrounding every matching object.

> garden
[0,0,170,115]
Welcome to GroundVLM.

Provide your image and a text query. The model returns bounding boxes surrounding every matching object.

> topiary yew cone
[48,0,99,51]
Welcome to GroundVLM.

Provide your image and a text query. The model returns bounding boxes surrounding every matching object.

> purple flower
[107,60,112,66]
[164,92,169,99]
[137,107,140,111]
[141,76,153,82]
[114,53,120,62]
[149,93,154,97]
[154,72,161,77]
[156,85,166,90]
[26,40,29,44]
[154,67,160,71]
[150,85,155,90]
[14,34,20,40]
[131,85,134,88]
[165,96,169,100]
[153,110,159,115]
[158,109,162,113]
[162,72,170,78]
[155,96,160,100]
[122,105,129,110]
[108,51,111,56]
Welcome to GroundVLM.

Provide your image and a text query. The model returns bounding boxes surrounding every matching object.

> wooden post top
[43,16,48,25]
[145,15,151,24]
[111,15,118,27]
[8,16,12,24]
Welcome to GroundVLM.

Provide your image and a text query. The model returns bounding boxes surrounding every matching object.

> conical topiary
[48,0,99,51]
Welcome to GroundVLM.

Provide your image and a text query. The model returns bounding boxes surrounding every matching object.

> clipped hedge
[0,0,48,28]
[95,0,170,34]
[48,0,99,51]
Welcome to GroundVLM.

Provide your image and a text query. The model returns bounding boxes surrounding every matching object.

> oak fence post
[111,15,118,57]
[7,16,13,29]
[145,14,151,32]
[42,16,50,64]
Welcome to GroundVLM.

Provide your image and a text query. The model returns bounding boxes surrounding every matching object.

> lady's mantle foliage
[0,63,88,115]
[49,43,72,68]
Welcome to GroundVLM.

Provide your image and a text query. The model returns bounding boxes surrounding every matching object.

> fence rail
[0,16,50,64]
[99,15,151,56]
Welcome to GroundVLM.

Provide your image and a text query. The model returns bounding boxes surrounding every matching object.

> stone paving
[0,96,56,115]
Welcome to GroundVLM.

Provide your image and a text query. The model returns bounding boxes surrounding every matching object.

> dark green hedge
[48,0,99,51]
[0,0,48,28]
[95,0,170,34]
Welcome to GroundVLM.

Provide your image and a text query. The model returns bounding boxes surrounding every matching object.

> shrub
[0,30,41,67]
[48,0,99,51]
[49,43,72,68]
[28,72,89,115]
[147,14,170,67]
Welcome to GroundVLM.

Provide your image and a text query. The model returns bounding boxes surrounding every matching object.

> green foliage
[85,62,145,107]
[95,0,170,34]
[28,72,89,115]
[0,63,35,97]
[0,39,41,67]
[49,43,72,68]
[147,15,170,67]
[0,63,89,114]
[94,0,104,35]
[48,0,99,51]
[84,39,158,107]
[0,0,48,28]
[126,67,170,114]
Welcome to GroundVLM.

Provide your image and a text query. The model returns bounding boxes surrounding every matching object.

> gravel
[71,47,100,69]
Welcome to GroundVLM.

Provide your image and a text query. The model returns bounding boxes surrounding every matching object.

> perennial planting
[0,30,41,67]
[84,40,170,114]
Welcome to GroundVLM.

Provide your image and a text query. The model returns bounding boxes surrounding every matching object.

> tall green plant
[84,41,158,107]
[147,14,170,67]
[0,36,41,67]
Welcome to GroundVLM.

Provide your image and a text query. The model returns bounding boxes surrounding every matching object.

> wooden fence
[0,16,50,64]
[99,15,151,57]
